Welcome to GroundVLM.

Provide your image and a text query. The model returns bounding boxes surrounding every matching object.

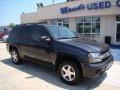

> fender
[8,43,23,59]
[54,50,89,66]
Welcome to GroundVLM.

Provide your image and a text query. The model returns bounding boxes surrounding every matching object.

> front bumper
[81,55,114,78]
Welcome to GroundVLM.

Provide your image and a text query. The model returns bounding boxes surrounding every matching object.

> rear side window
[18,26,31,40]
[9,27,20,39]
[31,26,49,41]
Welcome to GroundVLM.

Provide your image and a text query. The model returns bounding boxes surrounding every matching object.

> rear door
[17,26,32,57]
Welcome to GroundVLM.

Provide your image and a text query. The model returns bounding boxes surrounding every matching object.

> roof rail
[16,23,48,27]
[21,23,37,25]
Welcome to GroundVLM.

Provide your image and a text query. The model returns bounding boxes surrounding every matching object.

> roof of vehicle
[16,23,60,27]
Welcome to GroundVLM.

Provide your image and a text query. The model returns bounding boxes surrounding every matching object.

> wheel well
[55,55,83,75]
[9,46,17,52]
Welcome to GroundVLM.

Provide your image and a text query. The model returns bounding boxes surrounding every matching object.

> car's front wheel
[58,60,81,85]
[11,49,22,64]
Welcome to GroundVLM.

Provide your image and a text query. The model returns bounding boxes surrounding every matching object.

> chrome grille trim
[101,50,111,60]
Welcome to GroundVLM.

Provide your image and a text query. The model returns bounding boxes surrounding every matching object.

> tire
[11,49,22,64]
[58,60,81,85]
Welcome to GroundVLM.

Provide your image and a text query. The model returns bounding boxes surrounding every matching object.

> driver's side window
[32,26,48,41]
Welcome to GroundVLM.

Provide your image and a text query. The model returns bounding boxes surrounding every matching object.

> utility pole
[53,0,54,4]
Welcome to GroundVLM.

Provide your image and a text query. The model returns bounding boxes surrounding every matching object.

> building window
[50,20,57,25]
[76,17,100,39]
[63,19,69,28]
[50,19,69,28]
[116,15,120,22]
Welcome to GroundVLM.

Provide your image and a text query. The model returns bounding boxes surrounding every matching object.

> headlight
[88,53,102,63]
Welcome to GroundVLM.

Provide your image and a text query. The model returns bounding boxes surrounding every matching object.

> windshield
[47,26,76,39]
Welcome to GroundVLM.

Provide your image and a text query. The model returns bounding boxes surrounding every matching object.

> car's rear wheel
[11,49,22,64]
[58,60,81,85]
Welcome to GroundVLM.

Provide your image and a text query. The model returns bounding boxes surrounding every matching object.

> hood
[59,38,110,53]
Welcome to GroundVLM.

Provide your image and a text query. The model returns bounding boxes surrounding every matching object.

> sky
[0,0,66,26]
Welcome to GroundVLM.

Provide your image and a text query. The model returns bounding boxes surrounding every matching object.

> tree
[9,23,15,28]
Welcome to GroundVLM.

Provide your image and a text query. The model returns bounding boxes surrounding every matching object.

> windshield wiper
[58,37,77,39]
[71,37,77,38]
[58,37,71,39]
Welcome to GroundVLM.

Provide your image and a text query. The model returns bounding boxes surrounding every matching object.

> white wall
[21,0,120,23]
[21,12,38,24]
[100,15,116,43]
[69,18,76,32]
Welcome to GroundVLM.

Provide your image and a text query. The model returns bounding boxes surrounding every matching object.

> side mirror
[40,36,51,42]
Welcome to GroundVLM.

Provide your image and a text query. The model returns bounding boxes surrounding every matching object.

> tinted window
[9,27,20,39]
[18,26,31,40]
[31,26,48,41]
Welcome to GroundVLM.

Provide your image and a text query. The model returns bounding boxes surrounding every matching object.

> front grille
[101,50,111,60]
[102,56,110,61]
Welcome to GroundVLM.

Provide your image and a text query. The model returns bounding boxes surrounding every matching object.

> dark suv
[6,24,113,85]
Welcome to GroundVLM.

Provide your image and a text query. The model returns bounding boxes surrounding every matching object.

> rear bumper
[81,55,114,78]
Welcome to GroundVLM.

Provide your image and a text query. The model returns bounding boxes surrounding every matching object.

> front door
[116,23,120,42]
[29,26,54,63]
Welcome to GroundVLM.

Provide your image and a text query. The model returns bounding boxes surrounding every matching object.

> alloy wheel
[11,50,18,63]
[61,65,75,81]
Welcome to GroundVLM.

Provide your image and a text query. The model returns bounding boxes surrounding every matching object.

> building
[21,0,120,44]
[0,26,8,32]
[0,26,12,32]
